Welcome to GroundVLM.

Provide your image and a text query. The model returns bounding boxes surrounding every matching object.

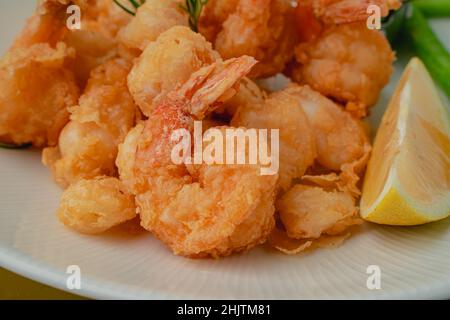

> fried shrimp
[0,43,79,147]
[43,58,138,188]
[199,0,239,42]
[116,123,145,194]
[64,30,117,87]
[58,176,137,234]
[293,22,395,117]
[311,0,401,24]
[216,77,266,118]
[118,56,279,257]
[127,26,220,117]
[281,85,369,171]
[18,0,122,47]
[231,88,316,191]
[12,0,70,49]
[1,0,398,259]
[63,0,132,86]
[86,0,133,39]
[0,0,126,147]
[213,0,298,78]
[9,0,128,93]
[0,0,83,147]
[118,0,188,51]
[277,184,362,239]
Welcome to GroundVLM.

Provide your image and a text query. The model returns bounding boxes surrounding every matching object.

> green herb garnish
[0,142,32,150]
[179,0,209,32]
[113,0,146,16]
[114,0,208,32]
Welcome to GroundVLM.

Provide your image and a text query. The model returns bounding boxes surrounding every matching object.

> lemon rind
[361,166,450,225]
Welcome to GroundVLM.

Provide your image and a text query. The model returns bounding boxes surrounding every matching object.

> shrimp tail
[175,56,258,120]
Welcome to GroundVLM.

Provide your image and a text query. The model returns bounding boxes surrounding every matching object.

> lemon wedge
[360,58,450,225]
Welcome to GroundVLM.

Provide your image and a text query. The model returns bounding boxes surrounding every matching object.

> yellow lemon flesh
[361,58,450,225]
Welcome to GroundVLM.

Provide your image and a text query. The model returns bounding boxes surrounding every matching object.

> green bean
[413,0,450,17]
[404,4,450,97]
[382,4,408,43]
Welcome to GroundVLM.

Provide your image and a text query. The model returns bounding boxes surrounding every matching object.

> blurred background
[0,267,84,299]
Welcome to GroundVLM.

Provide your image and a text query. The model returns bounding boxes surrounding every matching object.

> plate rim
[2,245,450,300]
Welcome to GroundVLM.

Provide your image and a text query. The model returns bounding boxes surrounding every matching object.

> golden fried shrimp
[214,0,298,78]
[119,56,279,257]
[311,0,401,24]
[43,121,118,187]
[0,43,79,147]
[43,0,132,34]
[18,0,130,87]
[127,26,220,116]
[282,85,369,171]
[43,58,138,188]
[216,77,266,118]
[199,0,239,42]
[118,0,188,51]
[277,184,362,239]
[12,0,70,49]
[0,1,83,147]
[58,177,137,234]
[176,160,278,258]
[292,0,324,46]
[64,0,133,86]
[293,22,395,117]
[17,0,128,48]
[85,0,133,39]
[116,123,145,194]
[231,88,316,191]
[64,30,118,87]
[70,58,138,141]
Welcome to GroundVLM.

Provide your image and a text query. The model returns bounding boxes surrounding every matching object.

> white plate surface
[0,1,449,300]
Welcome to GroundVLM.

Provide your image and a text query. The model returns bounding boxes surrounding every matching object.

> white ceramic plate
[1,1,449,300]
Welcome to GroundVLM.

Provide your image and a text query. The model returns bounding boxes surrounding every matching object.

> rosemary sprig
[0,142,32,150]
[113,0,146,16]
[114,0,208,33]
[179,0,209,32]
